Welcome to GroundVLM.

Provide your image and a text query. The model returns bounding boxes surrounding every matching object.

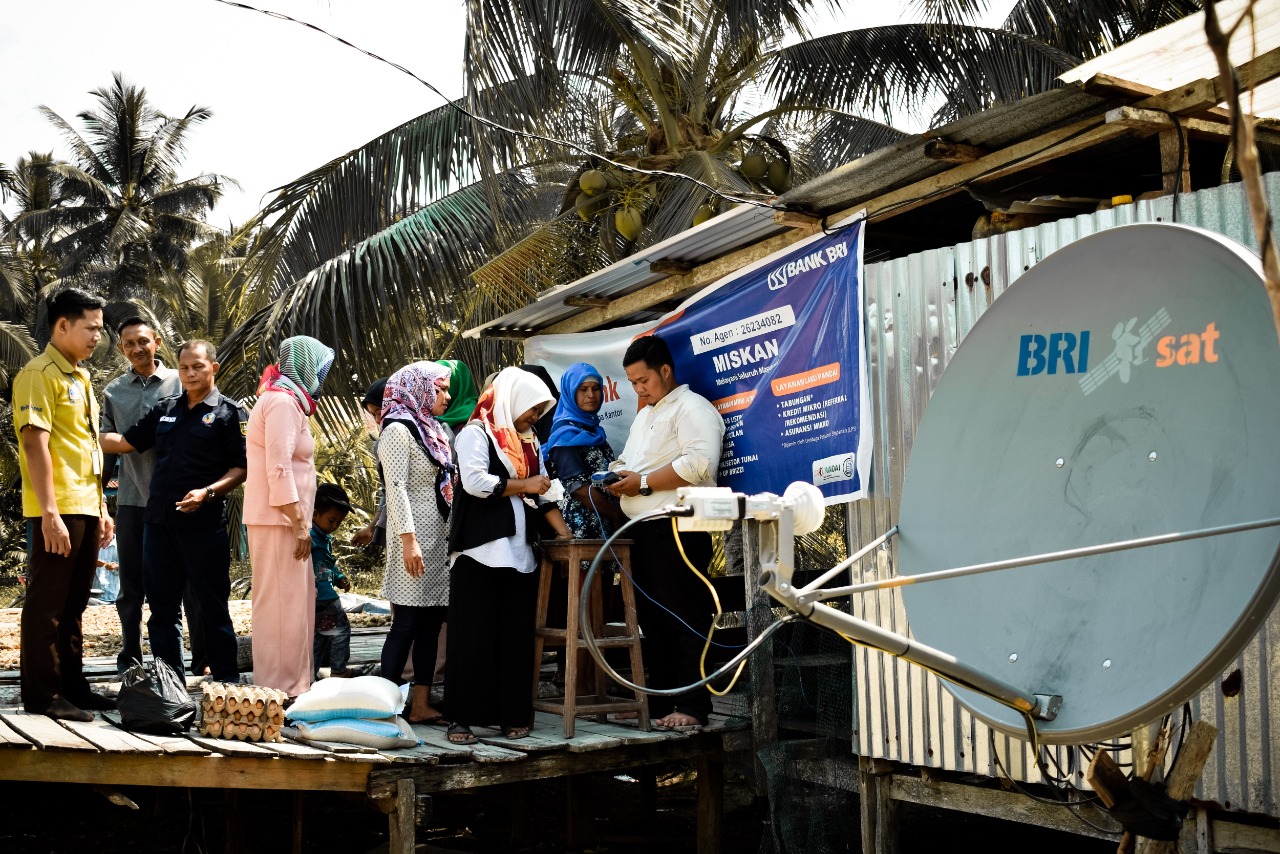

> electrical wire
[584,486,745,650]
[1156,109,1186,223]
[213,0,1114,229]
[577,507,799,698]
[988,726,1124,837]
[669,516,750,696]
[211,0,781,212]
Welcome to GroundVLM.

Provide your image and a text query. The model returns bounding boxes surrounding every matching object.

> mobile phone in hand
[591,471,622,488]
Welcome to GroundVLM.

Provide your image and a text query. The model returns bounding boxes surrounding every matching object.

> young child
[312,483,358,677]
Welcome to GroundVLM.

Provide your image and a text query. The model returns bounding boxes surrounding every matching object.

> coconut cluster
[739,153,791,192]
[199,682,287,742]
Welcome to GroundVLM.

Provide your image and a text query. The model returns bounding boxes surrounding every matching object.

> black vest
[447,427,543,554]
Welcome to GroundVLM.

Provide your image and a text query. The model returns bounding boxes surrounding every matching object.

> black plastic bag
[117,658,198,734]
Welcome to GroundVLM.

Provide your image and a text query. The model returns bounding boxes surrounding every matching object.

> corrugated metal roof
[778,85,1110,214]
[463,200,787,337]
[1060,0,1280,119]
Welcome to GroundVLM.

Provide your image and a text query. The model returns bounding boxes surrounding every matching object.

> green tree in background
[36,72,232,335]
[221,0,1202,406]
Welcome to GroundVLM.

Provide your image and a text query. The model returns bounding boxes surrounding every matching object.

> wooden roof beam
[833,57,1280,226]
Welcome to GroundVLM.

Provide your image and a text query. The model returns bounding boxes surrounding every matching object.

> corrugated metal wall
[850,175,1280,813]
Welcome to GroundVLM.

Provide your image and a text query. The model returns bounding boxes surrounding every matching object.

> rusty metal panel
[850,177,1280,812]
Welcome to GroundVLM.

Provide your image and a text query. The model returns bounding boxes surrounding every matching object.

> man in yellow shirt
[12,288,116,721]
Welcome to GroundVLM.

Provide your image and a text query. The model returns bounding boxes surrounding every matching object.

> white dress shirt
[612,384,725,517]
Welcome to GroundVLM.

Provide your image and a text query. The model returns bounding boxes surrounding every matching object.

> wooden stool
[532,538,649,737]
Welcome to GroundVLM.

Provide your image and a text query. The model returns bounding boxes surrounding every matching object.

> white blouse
[450,422,552,574]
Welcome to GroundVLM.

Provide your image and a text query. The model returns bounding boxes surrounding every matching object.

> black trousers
[21,515,99,710]
[628,519,715,723]
[142,519,238,682]
[381,604,447,688]
[445,555,539,730]
[115,504,206,675]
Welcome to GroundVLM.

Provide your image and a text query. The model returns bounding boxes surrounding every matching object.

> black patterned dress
[548,441,620,539]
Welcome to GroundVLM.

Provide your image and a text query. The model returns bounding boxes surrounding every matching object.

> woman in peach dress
[243,336,334,696]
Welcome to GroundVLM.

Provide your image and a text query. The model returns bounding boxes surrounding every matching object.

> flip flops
[501,726,531,740]
[446,723,478,745]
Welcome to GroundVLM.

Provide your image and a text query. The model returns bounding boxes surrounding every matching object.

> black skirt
[443,554,541,729]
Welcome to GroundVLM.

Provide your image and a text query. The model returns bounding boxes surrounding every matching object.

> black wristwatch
[638,474,653,496]
[204,486,217,502]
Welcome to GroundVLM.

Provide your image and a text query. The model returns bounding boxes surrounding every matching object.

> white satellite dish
[893,223,1280,742]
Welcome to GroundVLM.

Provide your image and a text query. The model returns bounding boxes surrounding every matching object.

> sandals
[501,726,531,740]
[446,723,477,745]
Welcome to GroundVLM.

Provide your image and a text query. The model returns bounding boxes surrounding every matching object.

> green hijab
[435,359,480,429]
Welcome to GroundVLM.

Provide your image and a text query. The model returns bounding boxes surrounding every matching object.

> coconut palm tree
[0,152,61,374]
[36,73,231,329]
[220,0,1203,403]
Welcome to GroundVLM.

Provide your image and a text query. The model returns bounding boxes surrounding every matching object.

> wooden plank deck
[0,696,749,854]
[0,622,751,852]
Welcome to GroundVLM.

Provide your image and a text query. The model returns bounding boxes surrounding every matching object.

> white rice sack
[294,715,420,750]
[286,675,404,722]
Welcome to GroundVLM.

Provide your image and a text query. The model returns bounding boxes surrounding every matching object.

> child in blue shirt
[312,483,356,677]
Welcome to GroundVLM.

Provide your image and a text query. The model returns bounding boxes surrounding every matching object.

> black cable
[1156,109,1186,223]
[211,0,780,213]
[989,726,1123,837]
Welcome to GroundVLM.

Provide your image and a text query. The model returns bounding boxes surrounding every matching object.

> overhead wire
[213,0,1121,232]
[211,0,781,213]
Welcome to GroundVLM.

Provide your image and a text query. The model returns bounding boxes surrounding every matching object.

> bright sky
[0,0,1016,228]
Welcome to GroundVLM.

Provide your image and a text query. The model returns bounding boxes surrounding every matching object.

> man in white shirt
[608,334,725,728]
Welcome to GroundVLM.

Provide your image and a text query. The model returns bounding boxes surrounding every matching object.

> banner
[523,322,646,444]
[525,213,870,504]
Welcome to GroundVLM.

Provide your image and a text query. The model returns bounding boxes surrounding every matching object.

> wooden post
[224,789,246,854]
[697,753,725,854]
[385,778,417,854]
[1136,721,1218,854]
[858,755,878,854]
[742,519,778,798]
[637,769,658,822]
[565,774,597,850]
[1120,719,1172,854]
[510,781,532,849]
[291,791,304,854]
[859,756,899,854]
[1159,127,1192,196]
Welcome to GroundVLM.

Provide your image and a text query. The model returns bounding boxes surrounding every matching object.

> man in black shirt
[100,340,247,682]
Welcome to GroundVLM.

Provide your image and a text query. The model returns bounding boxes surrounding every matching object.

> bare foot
[406,684,442,724]
[609,711,640,721]
[654,712,702,729]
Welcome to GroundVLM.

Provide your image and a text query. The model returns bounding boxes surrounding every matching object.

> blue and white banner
[524,213,871,504]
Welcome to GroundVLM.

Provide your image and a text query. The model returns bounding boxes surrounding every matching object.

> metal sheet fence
[849,175,1280,814]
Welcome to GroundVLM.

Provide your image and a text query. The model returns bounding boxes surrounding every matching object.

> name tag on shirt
[159,416,177,423]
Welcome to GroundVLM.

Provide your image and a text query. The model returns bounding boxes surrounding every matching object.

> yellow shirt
[12,343,103,518]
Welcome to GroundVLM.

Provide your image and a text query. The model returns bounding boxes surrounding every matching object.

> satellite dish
[897,223,1280,743]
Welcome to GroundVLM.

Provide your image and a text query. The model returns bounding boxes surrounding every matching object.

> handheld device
[591,471,622,488]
